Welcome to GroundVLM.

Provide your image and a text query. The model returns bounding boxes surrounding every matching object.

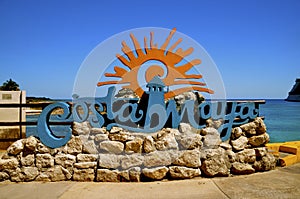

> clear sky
[0,0,299,99]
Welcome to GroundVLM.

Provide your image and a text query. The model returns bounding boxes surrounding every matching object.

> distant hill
[26,97,53,103]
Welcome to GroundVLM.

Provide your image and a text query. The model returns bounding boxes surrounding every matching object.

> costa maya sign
[36,28,260,148]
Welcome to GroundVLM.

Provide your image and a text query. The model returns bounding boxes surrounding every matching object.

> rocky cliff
[286,78,300,102]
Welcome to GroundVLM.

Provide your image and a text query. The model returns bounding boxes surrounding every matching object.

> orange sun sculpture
[97,28,214,99]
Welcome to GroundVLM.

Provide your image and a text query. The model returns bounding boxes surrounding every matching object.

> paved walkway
[0,163,300,199]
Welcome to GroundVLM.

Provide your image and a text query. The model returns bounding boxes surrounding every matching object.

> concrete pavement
[0,163,300,199]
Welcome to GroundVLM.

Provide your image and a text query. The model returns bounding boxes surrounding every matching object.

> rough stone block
[144,151,172,167]
[73,168,95,181]
[231,162,255,175]
[96,169,120,182]
[169,166,201,179]
[77,154,98,162]
[99,141,124,154]
[99,154,120,169]
[36,154,54,170]
[7,140,24,155]
[142,167,169,180]
[121,154,144,170]
[173,150,201,168]
[0,157,19,171]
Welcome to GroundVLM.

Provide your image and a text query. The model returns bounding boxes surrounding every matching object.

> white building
[0,91,26,149]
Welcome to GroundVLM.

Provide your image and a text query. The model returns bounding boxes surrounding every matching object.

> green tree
[0,79,20,91]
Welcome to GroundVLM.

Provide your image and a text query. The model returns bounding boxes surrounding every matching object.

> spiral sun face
[97,28,214,99]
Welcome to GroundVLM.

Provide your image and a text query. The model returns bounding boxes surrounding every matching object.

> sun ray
[97,81,119,87]
[105,66,128,78]
[97,28,214,99]
[182,74,203,79]
[168,38,182,53]
[176,59,201,74]
[160,28,176,51]
[150,32,155,49]
[116,54,131,69]
[144,36,148,54]
[130,33,144,57]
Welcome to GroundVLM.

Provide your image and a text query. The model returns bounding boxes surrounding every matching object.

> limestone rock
[9,167,22,182]
[96,169,120,182]
[119,170,130,182]
[36,143,50,153]
[206,119,223,129]
[254,117,267,135]
[248,133,269,147]
[121,154,144,170]
[109,127,123,134]
[77,154,98,162]
[73,168,95,181]
[73,121,90,135]
[50,165,68,181]
[200,148,230,177]
[236,149,256,163]
[231,127,244,140]
[7,140,24,155]
[115,88,138,98]
[142,167,169,180]
[174,92,198,107]
[226,150,237,163]
[179,123,193,134]
[0,171,9,181]
[220,142,232,150]
[35,172,51,182]
[173,150,201,168]
[125,137,143,153]
[94,134,109,142]
[240,122,257,136]
[143,136,156,153]
[74,162,97,169]
[21,167,39,181]
[108,131,134,142]
[36,154,54,170]
[65,136,83,155]
[54,154,76,168]
[129,167,141,182]
[253,153,276,171]
[230,136,248,151]
[144,151,172,167]
[24,136,38,151]
[0,157,19,171]
[99,141,124,154]
[201,158,230,177]
[90,127,107,135]
[83,140,98,154]
[231,162,255,175]
[202,127,222,149]
[169,166,201,179]
[99,154,120,169]
[20,153,35,167]
[177,133,202,150]
[254,147,268,158]
[153,130,178,150]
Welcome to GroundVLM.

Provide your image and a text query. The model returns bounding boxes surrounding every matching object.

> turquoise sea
[260,99,300,143]
[26,99,300,143]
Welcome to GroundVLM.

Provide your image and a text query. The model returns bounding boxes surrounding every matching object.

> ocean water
[260,99,300,143]
[26,99,300,143]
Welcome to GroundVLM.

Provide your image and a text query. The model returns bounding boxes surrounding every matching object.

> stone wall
[0,117,276,182]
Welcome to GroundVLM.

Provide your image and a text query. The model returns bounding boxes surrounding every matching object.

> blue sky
[0,0,299,99]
